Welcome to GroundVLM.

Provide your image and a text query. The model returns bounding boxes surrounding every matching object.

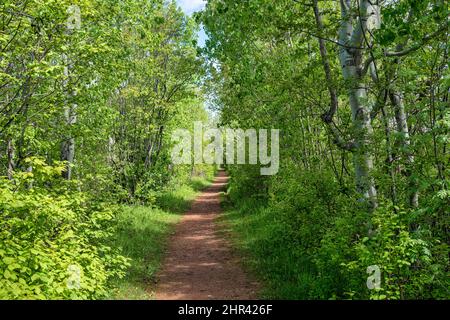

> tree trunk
[7,139,14,180]
[389,90,418,207]
[61,56,77,180]
[346,72,378,209]
[339,0,378,209]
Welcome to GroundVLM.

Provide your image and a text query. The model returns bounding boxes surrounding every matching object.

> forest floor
[155,170,260,300]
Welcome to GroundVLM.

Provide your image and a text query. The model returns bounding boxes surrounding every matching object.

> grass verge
[108,176,213,300]
[218,196,317,300]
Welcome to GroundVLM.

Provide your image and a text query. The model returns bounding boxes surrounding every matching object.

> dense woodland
[0,0,214,299]
[201,0,448,299]
[0,0,449,300]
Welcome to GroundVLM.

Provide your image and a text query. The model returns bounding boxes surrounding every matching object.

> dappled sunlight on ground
[155,171,260,300]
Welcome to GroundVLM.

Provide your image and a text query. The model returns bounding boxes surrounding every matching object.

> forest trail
[155,170,260,300]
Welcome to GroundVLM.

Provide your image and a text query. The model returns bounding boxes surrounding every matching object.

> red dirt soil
[155,170,260,300]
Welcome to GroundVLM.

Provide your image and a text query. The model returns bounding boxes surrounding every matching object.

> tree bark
[339,0,378,209]
[389,89,418,207]
[61,55,77,180]
[7,138,14,180]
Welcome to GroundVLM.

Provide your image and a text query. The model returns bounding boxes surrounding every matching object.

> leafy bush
[224,164,449,300]
[0,158,129,299]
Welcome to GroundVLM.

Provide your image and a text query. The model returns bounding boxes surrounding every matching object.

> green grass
[108,176,213,300]
[157,177,212,213]
[218,196,318,300]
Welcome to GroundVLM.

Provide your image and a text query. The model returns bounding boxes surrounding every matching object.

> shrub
[0,158,129,299]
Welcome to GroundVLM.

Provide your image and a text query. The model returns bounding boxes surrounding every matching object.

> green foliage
[223,172,449,300]
[0,158,128,300]
[1,0,447,301]
[204,0,448,300]
[0,0,213,300]
[343,207,434,300]
[108,205,181,300]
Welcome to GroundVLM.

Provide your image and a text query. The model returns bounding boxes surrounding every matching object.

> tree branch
[312,0,356,152]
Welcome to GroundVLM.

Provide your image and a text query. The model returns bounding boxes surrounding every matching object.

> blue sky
[176,0,207,47]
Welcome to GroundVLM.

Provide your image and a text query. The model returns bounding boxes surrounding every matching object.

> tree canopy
[0,0,448,300]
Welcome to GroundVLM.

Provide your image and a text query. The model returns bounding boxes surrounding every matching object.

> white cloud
[177,0,206,15]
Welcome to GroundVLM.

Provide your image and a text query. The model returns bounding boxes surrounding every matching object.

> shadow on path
[155,170,260,300]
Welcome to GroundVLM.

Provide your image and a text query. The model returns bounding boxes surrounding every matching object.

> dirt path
[155,170,259,300]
